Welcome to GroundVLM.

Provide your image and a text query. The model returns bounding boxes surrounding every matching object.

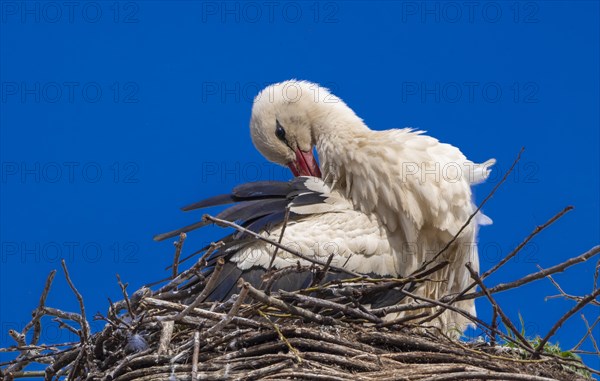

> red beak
[288,148,322,178]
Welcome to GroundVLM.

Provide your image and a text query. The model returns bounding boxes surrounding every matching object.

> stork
[156,80,495,333]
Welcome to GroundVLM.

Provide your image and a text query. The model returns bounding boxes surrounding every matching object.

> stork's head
[250,80,330,178]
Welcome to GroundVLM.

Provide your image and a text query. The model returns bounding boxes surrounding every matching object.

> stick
[268,206,291,271]
[535,288,600,356]
[424,206,574,324]
[399,290,536,355]
[191,331,200,381]
[580,314,599,354]
[173,258,224,321]
[457,245,600,301]
[484,206,573,280]
[116,274,134,319]
[157,321,174,356]
[279,290,382,324]
[22,270,56,345]
[60,260,91,345]
[243,281,335,325]
[257,310,303,363]
[201,281,249,338]
[155,242,223,293]
[144,297,265,328]
[466,263,533,351]
[172,232,187,278]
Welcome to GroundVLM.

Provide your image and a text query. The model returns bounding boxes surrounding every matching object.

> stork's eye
[275,120,286,142]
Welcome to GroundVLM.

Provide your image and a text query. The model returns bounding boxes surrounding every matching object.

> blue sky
[1,0,599,374]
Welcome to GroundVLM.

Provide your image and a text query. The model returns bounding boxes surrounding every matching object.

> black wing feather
[232,181,292,198]
[153,220,210,242]
[181,193,236,211]
[236,211,288,238]
[216,198,290,224]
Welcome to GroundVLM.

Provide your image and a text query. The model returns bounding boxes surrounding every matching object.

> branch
[173,258,224,321]
[268,206,291,271]
[23,270,56,346]
[466,263,533,351]
[60,260,91,345]
[172,232,187,278]
[191,331,200,380]
[535,287,600,356]
[116,274,134,319]
[423,205,572,324]
[456,245,600,301]
[201,280,249,339]
[243,281,336,325]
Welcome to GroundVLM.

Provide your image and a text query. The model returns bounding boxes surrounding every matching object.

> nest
[2,153,599,380]
[1,223,599,380]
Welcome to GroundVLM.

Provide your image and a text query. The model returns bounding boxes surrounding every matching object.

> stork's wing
[154,177,410,308]
[153,181,297,242]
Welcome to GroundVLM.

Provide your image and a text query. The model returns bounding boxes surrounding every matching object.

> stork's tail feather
[475,211,493,226]
[468,158,496,185]
[468,159,495,226]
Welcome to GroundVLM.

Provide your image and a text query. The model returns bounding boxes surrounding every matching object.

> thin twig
[399,290,536,356]
[466,263,533,351]
[485,206,573,281]
[105,297,132,329]
[243,281,335,325]
[490,305,499,347]
[456,245,600,302]
[571,314,600,352]
[279,290,382,324]
[535,287,600,356]
[52,318,80,337]
[191,331,200,381]
[116,274,134,319]
[60,260,91,345]
[424,205,574,324]
[23,270,56,346]
[311,253,335,287]
[145,297,266,328]
[268,206,291,271]
[580,314,599,354]
[201,281,249,338]
[173,258,225,321]
[156,242,223,293]
[594,259,600,291]
[378,312,430,327]
[172,232,187,278]
[257,310,303,363]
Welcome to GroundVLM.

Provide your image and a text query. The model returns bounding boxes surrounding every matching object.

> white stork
[156,80,495,333]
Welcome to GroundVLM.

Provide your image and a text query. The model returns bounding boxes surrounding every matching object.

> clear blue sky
[1,0,599,373]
